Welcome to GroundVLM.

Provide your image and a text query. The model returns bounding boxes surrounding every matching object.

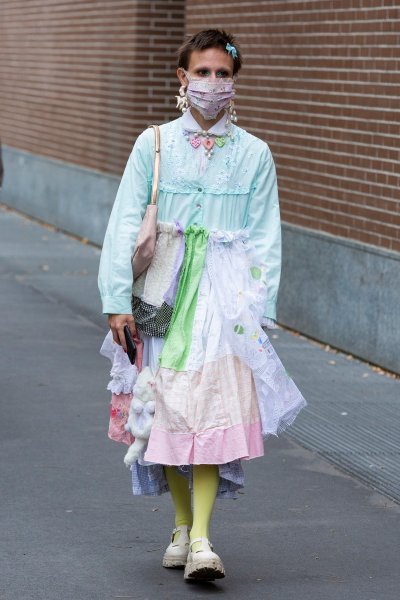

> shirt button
[196,203,202,209]
[197,187,202,192]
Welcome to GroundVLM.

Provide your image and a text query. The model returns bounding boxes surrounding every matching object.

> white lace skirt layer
[132,221,184,306]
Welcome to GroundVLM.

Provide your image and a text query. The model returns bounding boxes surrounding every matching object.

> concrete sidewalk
[1,204,399,600]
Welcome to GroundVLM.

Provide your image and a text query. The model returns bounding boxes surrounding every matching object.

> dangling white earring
[228,99,238,123]
[176,85,189,113]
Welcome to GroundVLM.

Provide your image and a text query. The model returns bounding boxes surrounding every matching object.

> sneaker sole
[184,559,225,581]
[162,555,187,568]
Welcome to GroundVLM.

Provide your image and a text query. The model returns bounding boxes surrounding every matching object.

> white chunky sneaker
[184,537,225,581]
[162,525,191,568]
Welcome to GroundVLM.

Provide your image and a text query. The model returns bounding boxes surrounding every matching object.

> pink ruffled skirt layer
[144,350,264,465]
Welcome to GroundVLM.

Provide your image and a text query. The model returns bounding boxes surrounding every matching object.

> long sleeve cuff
[261,316,279,329]
[263,297,277,321]
[101,295,132,315]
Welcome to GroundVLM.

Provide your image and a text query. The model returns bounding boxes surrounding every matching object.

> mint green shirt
[98,109,281,321]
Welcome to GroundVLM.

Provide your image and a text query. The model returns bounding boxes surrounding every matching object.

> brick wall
[1,0,399,253]
[0,0,184,175]
[186,0,400,253]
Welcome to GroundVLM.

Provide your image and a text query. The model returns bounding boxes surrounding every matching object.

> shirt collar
[180,108,229,135]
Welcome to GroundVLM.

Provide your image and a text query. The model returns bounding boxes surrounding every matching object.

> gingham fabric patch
[131,295,173,337]
[131,460,245,499]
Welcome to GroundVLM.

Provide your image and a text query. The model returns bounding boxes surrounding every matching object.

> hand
[108,314,137,352]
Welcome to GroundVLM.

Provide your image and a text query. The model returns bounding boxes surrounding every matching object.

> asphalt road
[1,204,399,600]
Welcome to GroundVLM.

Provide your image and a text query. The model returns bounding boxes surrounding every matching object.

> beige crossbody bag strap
[149,124,161,205]
[131,124,161,280]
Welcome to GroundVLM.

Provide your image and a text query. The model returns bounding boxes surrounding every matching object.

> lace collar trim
[180,108,228,135]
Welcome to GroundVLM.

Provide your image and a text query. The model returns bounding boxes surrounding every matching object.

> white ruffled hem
[100,330,138,394]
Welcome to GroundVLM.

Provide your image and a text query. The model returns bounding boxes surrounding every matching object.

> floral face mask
[183,70,235,120]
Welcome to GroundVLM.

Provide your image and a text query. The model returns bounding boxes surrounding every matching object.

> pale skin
[108,47,235,351]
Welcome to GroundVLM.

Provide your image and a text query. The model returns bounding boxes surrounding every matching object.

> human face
[177,47,234,88]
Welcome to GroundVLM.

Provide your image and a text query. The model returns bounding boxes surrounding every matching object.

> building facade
[1,0,399,372]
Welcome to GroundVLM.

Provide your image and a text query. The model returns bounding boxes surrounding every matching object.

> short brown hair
[177,29,242,75]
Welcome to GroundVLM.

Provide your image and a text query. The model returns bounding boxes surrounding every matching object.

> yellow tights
[164,464,219,550]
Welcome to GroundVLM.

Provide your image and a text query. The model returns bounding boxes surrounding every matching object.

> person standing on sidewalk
[98,29,306,582]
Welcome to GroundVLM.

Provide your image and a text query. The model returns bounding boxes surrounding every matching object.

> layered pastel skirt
[103,222,306,498]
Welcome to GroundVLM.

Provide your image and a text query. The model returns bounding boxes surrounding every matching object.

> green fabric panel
[159,225,209,371]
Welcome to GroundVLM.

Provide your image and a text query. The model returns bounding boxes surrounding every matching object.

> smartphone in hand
[123,324,137,365]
